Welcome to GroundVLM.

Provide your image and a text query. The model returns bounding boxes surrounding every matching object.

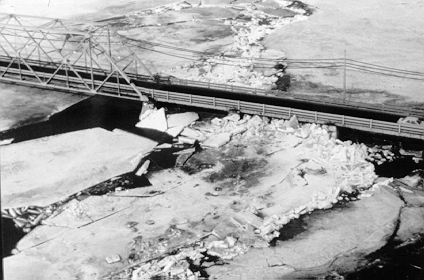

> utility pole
[343,50,347,102]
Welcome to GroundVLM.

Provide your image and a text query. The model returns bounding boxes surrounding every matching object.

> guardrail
[146,87,424,140]
[2,58,424,140]
[169,77,424,118]
[2,55,424,119]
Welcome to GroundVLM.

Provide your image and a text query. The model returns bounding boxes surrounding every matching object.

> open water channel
[1,94,423,279]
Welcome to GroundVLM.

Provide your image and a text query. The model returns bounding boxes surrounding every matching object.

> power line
[346,64,424,80]
[2,29,424,80]
[347,59,423,75]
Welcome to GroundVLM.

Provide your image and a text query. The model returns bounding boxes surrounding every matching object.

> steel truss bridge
[1,13,424,140]
[0,13,156,101]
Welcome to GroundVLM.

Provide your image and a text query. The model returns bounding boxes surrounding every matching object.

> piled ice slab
[189,113,377,241]
[159,1,309,89]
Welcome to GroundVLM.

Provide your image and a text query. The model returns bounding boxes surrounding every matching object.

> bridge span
[1,13,424,140]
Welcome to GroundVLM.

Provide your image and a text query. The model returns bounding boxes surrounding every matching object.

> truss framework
[0,13,154,101]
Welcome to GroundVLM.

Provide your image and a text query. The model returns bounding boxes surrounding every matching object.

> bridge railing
[145,87,424,140]
[2,13,424,118]
[2,13,424,138]
[170,76,424,118]
[2,53,423,139]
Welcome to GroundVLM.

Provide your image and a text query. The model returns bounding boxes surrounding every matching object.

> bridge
[1,13,424,140]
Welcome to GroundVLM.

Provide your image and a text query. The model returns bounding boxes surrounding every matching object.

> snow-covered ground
[0,0,178,21]
[266,0,424,103]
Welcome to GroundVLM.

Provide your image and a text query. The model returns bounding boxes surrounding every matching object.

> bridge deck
[1,55,424,140]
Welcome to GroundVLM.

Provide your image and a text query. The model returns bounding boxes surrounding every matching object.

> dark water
[344,233,424,280]
[1,95,423,279]
[1,218,26,257]
[0,95,224,259]
[338,127,424,280]
[338,126,424,178]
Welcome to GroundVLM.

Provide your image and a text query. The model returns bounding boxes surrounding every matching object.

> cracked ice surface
[4,113,384,280]
[119,0,310,89]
